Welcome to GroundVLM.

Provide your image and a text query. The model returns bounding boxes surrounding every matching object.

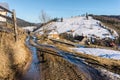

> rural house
[0,2,9,22]
[48,30,59,39]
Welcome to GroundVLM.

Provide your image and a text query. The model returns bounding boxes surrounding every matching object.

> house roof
[0,2,9,10]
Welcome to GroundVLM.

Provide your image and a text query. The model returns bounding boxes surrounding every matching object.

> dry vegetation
[0,23,31,80]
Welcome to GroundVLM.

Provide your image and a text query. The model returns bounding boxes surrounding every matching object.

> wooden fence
[0,5,18,41]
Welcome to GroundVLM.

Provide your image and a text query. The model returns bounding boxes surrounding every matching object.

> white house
[0,2,9,22]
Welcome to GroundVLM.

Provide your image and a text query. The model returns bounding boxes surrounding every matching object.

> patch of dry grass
[0,27,31,79]
[0,50,13,79]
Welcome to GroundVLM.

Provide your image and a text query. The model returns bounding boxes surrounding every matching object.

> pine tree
[86,13,88,20]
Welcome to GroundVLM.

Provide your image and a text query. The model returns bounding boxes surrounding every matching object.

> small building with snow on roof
[48,30,59,39]
[0,2,9,22]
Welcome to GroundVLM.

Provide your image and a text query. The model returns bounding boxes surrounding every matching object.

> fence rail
[0,5,18,41]
[0,26,13,33]
[0,6,12,13]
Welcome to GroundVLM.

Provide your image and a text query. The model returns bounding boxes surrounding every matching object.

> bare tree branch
[39,10,51,23]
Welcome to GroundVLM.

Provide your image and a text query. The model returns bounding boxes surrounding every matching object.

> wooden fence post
[12,9,18,41]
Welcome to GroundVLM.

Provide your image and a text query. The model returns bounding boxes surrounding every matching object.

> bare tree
[39,10,51,39]
[39,10,51,23]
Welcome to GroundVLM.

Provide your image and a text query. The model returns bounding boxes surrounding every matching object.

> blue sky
[0,0,120,23]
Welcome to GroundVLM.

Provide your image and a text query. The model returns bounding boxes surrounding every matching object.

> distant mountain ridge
[101,15,120,20]
[16,18,36,27]
[89,15,120,23]
[90,15,120,30]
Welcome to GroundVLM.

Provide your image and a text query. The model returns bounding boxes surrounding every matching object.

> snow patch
[72,48,120,60]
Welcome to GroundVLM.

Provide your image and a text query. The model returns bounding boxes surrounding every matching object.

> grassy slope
[0,24,31,80]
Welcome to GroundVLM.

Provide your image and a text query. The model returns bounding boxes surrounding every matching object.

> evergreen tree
[61,17,63,22]
[86,13,88,20]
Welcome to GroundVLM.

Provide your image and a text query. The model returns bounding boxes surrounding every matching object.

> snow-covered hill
[36,16,119,39]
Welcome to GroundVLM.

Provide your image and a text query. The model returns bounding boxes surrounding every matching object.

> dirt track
[37,47,109,80]
[38,51,84,80]
[22,38,110,80]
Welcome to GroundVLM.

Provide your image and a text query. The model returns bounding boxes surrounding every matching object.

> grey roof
[0,2,9,10]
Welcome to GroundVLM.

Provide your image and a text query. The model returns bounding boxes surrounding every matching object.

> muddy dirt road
[22,38,110,80]
[38,50,106,80]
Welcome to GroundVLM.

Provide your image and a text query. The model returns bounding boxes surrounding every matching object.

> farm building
[48,30,59,39]
[0,2,9,22]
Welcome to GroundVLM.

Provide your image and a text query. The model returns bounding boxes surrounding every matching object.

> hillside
[90,15,120,44]
[36,16,119,40]
[16,18,35,27]
[7,18,38,27]
[107,15,120,20]
[90,15,120,34]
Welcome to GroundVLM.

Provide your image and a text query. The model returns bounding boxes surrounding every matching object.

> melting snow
[72,48,120,60]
